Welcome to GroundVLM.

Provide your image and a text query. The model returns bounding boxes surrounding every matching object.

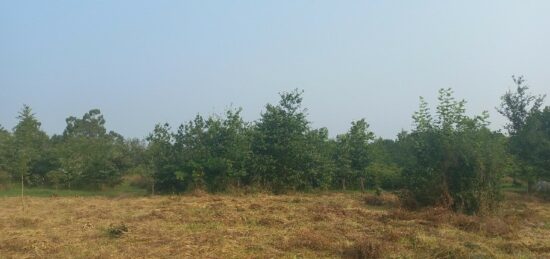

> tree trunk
[359,177,365,192]
[151,182,155,196]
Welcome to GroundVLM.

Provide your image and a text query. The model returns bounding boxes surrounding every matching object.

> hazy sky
[1,1,549,139]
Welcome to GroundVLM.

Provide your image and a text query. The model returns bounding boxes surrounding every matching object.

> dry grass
[0,192,549,258]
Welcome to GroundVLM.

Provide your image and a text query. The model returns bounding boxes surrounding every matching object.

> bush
[400,89,506,214]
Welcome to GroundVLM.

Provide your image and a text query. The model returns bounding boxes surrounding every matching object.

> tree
[12,105,48,206]
[171,109,253,192]
[334,119,374,191]
[497,76,545,135]
[497,76,546,191]
[250,89,316,192]
[147,123,177,193]
[58,109,124,189]
[303,127,334,190]
[367,138,403,189]
[512,107,550,184]
[334,134,353,190]
[403,89,506,214]
[0,125,12,188]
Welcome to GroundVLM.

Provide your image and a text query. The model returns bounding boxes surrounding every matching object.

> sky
[1,1,549,139]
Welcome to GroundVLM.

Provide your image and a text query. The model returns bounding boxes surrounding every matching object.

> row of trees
[0,108,135,190]
[0,77,548,214]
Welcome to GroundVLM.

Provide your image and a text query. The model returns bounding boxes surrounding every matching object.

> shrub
[401,89,506,214]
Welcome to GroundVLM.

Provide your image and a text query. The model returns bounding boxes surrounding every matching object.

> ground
[0,191,549,258]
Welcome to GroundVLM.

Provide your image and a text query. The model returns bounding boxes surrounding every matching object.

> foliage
[11,105,49,187]
[498,76,548,191]
[250,89,332,192]
[497,76,545,135]
[512,107,550,183]
[0,83,547,214]
[57,109,126,189]
[402,89,506,214]
[333,119,374,190]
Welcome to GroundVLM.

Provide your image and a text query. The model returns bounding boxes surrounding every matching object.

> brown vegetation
[0,192,549,258]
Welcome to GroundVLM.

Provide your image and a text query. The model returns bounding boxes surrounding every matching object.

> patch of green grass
[500,184,527,193]
[0,183,147,198]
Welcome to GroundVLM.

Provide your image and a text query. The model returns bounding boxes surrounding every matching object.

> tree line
[0,77,548,214]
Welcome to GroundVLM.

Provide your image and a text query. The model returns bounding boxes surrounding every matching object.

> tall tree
[497,76,546,191]
[403,89,505,214]
[512,107,550,185]
[12,105,48,206]
[251,89,312,192]
[334,119,374,191]
[497,76,545,135]
[147,123,177,193]
[0,125,12,187]
[59,109,124,189]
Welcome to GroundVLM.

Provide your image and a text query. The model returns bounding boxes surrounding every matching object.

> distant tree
[512,107,550,184]
[147,123,177,194]
[0,125,12,187]
[334,133,352,190]
[63,109,107,138]
[497,76,545,135]
[303,127,334,190]
[173,115,208,191]
[58,109,124,189]
[497,76,546,192]
[171,109,252,192]
[333,119,374,191]
[250,89,318,192]
[12,105,48,206]
[403,89,506,214]
[367,138,403,189]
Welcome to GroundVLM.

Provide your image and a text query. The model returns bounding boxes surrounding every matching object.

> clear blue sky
[1,1,549,139]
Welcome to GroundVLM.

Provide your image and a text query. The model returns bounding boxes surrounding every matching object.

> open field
[1,191,549,259]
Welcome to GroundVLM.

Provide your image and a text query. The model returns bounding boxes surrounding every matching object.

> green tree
[0,125,12,188]
[171,108,252,192]
[497,76,546,192]
[513,107,550,184]
[12,105,48,205]
[147,123,178,193]
[59,109,124,189]
[250,89,318,192]
[303,127,334,190]
[497,76,545,135]
[334,119,374,191]
[367,138,403,189]
[403,89,506,214]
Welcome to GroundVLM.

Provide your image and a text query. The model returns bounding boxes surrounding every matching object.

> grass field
[0,190,549,258]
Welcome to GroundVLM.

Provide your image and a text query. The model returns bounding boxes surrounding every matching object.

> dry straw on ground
[0,192,549,258]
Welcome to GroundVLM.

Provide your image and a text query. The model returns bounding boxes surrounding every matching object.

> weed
[106,223,128,238]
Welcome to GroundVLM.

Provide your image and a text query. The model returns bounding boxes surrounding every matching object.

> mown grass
[0,191,549,258]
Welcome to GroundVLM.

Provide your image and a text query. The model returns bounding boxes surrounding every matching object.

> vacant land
[0,191,549,258]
